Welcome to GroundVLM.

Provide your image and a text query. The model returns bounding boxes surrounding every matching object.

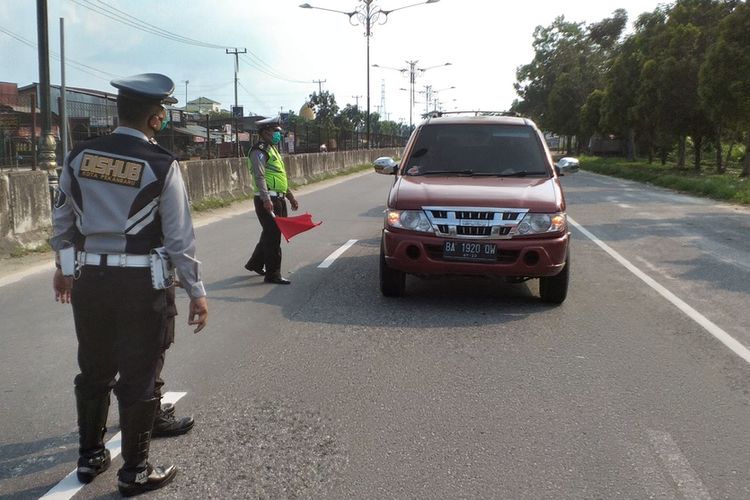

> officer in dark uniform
[51,73,209,496]
[244,116,299,284]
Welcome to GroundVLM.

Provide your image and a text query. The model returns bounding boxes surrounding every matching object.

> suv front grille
[425,206,527,239]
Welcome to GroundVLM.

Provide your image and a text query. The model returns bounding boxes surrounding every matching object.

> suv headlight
[515,213,566,235]
[386,210,434,233]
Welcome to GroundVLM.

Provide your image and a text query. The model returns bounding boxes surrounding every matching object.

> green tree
[699,1,750,176]
[308,91,340,130]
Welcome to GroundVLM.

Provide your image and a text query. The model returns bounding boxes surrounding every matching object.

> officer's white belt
[268,190,285,198]
[77,251,151,267]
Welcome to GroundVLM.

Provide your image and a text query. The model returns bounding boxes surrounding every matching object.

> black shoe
[159,403,175,417]
[244,261,265,275]
[264,276,291,285]
[77,448,111,484]
[152,406,194,438]
[117,463,177,497]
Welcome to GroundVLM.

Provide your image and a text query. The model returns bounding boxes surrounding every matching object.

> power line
[0,24,121,82]
[68,0,309,85]
[69,0,229,49]
[238,54,310,84]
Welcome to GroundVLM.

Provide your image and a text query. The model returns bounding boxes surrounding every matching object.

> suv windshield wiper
[492,170,547,177]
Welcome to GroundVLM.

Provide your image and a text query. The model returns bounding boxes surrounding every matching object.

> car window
[404,124,549,176]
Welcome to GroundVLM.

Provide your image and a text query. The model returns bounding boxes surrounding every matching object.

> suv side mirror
[373,156,398,175]
[555,157,579,175]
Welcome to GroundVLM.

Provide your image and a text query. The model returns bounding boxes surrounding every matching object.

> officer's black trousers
[248,195,287,277]
[72,266,171,408]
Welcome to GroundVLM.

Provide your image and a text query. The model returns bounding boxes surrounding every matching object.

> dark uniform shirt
[51,127,205,299]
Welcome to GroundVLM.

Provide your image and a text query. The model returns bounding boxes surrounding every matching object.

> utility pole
[351,95,362,108]
[60,17,68,160]
[226,47,246,157]
[423,84,432,114]
[379,79,386,121]
[313,79,326,94]
[36,0,57,198]
[183,80,189,109]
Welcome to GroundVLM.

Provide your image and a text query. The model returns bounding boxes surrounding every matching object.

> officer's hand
[289,197,299,211]
[53,269,73,304]
[263,199,274,214]
[188,296,208,333]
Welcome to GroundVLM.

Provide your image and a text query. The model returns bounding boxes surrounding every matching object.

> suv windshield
[404,124,549,177]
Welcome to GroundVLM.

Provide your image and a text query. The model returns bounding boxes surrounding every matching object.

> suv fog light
[524,251,540,266]
[406,245,421,260]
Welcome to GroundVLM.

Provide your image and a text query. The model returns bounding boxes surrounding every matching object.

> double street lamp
[299,0,440,148]
[373,61,451,129]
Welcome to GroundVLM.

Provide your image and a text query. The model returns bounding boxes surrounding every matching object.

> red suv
[375,113,575,303]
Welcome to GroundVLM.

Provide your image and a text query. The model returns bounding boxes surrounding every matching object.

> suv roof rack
[421,110,521,119]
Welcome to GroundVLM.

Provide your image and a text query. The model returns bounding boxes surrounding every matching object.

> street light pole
[300,0,440,148]
[184,80,189,109]
[226,48,246,157]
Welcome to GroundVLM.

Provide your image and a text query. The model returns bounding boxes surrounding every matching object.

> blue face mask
[153,111,169,132]
[159,112,170,131]
[271,131,282,145]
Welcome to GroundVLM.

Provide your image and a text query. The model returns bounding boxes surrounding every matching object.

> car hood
[390,175,564,212]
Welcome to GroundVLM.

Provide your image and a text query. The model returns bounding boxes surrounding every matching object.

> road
[1,169,749,499]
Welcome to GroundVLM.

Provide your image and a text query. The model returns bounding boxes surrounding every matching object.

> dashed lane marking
[318,240,358,268]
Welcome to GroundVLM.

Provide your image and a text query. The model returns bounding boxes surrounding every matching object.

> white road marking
[39,391,187,500]
[318,239,358,268]
[569,217,750,365]
[647,429,711,499]
[0,262,54,288]
[617,203,632,209]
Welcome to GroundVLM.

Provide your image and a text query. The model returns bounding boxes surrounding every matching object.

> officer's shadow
[0,432,78,483]
[200,274,268,303]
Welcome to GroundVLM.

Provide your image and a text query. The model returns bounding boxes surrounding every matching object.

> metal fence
[286,122,407,154]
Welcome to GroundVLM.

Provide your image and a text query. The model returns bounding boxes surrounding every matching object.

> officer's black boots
[152,402,195,437]
[117,398,177,497]
[75,388,112,483]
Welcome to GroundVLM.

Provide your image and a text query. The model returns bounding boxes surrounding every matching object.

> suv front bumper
[382,228,569,278]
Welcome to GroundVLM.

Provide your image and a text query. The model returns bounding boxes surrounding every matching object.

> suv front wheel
[380,239,405,297]
[539,255,569,304]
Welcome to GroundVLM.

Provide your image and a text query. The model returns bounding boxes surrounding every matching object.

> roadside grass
[9,241,51,258]
[289,162,376,190]
[579,155,750,205]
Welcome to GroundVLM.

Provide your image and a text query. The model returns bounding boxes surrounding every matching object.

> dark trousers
[247,195,287,277]
[72,266,171,408]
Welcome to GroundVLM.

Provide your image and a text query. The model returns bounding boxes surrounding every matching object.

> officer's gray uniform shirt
[52,127,206,299]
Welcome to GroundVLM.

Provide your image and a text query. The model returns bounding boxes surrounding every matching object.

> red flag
[273,213,322,242]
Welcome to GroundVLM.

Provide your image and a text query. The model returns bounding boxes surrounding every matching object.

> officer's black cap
[111,73,178,105]
[256,116,282,131]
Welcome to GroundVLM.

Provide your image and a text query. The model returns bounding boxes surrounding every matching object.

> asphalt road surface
[1,169,749,499]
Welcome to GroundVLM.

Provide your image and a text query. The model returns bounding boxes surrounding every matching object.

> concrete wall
[0,147,401,256]
[0,171,53,254]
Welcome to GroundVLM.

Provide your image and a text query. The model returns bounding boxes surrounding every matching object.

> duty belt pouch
[59,246,76,276]
[150,247,175,290]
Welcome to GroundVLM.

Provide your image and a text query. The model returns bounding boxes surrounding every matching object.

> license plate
[443,241,497,261]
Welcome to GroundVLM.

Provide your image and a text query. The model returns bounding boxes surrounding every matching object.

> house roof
[187,97,219,105]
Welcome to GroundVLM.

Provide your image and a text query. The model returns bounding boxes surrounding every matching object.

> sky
[1,0,666,124]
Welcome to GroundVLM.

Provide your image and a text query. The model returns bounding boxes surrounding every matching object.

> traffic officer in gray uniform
[51,73,209,496]
[244,116,299,284]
